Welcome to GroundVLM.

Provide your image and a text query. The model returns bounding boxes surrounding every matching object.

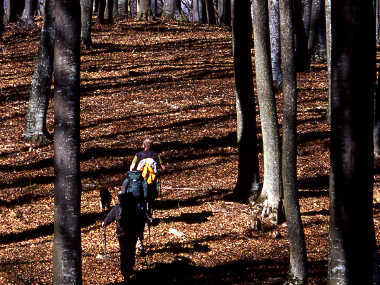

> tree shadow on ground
[108,257,327,285]
[0,211,106,244]
[155,188,230,211]
[156,210,213,225]
[297,175,329,198]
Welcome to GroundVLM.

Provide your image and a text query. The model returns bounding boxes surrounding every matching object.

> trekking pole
[103,226,110,284]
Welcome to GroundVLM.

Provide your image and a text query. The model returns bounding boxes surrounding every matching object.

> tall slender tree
[193,0,207,24]
[218,0,230,26]
[252,0,282,224]
[231,0,260,202]
[137,0,153,19]
[20,0,37,26]
[22,0,55,144]
[308,0,326,62]
[268,0,282,92]
[328,0,377,283]
[279,0,307,281]
[53,0,82,283]
[81,0,94,48]
[162,0,185,21]
[0,0,4,38]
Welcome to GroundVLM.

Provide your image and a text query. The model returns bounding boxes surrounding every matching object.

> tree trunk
[268,0,282,92]
[279,0,307,282]
[328,0,377,283]
[53,0,82,284]
[97,0,106,23]
[22,0,55,144]
[0,0,4,37]
[137,0,152,20]
[375,72,380,157]
[105,0,114,22]
[294,0,310,72]
[217,0,230,26]
[325,0,332,122]
[118,0,129,16]
[231,0,260,202]
[20,0,36,26]
[252,0,282,224]
[162,0,184,21]
[204,0,216,24]
[308,0,326,62]
[80,0,94,48]
[193,0,207,24]
[113,0,119,17]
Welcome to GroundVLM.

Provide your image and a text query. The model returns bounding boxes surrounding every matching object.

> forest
[0,0,380,284]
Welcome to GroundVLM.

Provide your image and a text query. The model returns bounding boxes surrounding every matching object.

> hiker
[103,192,145,283]
[129,137,166,222]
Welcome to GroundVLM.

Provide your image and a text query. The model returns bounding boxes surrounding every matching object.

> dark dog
[99,188,112,212]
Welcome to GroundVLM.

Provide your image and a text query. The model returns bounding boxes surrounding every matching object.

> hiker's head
[142,138,153,150]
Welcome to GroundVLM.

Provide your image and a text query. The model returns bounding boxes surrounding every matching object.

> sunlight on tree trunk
[252,0,282,224]
[279,0,307,281]
[231,0,260,202]
[52,0,82,283]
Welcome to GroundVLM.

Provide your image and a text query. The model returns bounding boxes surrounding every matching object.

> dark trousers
[118,233,137,279]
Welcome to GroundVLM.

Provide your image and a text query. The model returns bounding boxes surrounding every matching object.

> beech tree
[162,0,185,21]
[252,0,282,224]
[231,0,260,201]
[268,0,282,92]
[137,0,153,20]
[308,0,326,62]
[218,0,230,26]
[328,0,377,283]
[193,0,207,24]
[81,0,94,47]
[279,0,307,281]
[20,0,36,26]
[0,0,4,37]
[22,0,55,144]
[52,0,82,283]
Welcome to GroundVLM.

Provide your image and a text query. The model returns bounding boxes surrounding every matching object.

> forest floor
[0,17,379,285]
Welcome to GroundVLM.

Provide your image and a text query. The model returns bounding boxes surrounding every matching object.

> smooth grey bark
[231,0,260,202]
[0,0,4,38]
[113,0,119,16]
[162,0,185,20]
[22,0,55,144]
[204,0,216,24]
[137,0,152,19]
[193,0,207,24]
[308,0,326,62]
[268,0,282,92]
[377,0,380,43]
[279,0,307,281]
[218,0,230,26]
[375,72,380,156]
[105,0,114,22]
[52,0,82,283]
[328,0,377,283]
[80,0,94,48]
[325,0,332,122]
[252,0,282,224]
[97,0,106,23]
[20,0,36,25]
[118,0,129,15]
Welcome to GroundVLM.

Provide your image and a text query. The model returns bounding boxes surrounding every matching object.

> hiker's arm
[103,206,118,227]
[120,178,129,194]
[130,156,137,171]
[158,155,166,173]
